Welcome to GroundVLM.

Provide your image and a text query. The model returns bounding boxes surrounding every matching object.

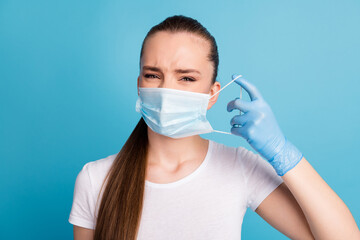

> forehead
[141,31,212,71]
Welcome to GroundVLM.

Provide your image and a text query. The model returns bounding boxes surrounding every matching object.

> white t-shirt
[68,140,283,239]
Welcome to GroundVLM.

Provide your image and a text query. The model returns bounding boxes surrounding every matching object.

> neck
[146,127,209,166]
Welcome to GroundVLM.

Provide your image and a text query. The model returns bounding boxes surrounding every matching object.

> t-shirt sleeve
[68,162,96,229]
[239,147,284,212]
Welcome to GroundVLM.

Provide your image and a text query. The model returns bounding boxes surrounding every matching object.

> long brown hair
[94,15,219,239]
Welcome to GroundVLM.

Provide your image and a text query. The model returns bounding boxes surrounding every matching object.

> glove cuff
[268,137,303,176]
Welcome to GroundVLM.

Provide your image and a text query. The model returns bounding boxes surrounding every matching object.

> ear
[207,81,221,110]
[137,76,140,96]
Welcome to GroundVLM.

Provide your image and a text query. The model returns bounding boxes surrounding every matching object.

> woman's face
[138,31,221,109]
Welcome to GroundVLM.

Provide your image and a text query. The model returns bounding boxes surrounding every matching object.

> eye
[144,74,160,79]
[181,77,195,82]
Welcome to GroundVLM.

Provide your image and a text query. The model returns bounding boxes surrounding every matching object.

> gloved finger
[232,74,263,101]
[230,112,252,127]
[230,123,251,140]
[227,98,253,113]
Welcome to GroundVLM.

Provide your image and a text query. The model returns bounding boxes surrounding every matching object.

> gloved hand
[227,74,303,176]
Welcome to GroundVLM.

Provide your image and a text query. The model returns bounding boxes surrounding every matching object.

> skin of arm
[255,156,360,240]
[73,225,94,240]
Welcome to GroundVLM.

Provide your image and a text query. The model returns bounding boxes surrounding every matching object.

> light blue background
[1,0,359,239]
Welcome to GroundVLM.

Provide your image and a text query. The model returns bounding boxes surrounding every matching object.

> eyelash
[144,74,159,79]
[181,77,195,82]
[144,74,195,82]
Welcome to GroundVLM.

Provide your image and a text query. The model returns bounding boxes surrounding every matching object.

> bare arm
[255,182,314,239]
[73,225,94,240]
[256,156,360,239]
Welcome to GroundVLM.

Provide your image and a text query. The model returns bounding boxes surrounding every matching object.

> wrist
[268,137,303,176]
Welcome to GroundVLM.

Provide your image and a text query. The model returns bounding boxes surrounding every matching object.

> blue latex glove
[227,74,303,176]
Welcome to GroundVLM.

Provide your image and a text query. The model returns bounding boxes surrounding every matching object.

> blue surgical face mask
[135,75,243,139]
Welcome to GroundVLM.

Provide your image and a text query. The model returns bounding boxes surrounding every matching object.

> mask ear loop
[212,129,233,135]
[209,75,242,99]
[208,74,243,135]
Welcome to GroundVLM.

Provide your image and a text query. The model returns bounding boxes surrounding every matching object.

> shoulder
[84,153,118,175]
[210,140,254,163]
[210,140,266,171]
[69,153,118,229]
[77,152,118,192]
[208,140,247,171]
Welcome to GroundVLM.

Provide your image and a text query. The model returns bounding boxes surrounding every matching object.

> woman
[68,15,360,240]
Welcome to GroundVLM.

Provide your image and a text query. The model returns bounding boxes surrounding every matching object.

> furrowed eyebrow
[142,66,162,72]
[174,68,201,75]
[142,66,201,75]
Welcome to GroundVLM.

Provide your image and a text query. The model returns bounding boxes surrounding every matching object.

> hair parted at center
[94,15,219,240]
